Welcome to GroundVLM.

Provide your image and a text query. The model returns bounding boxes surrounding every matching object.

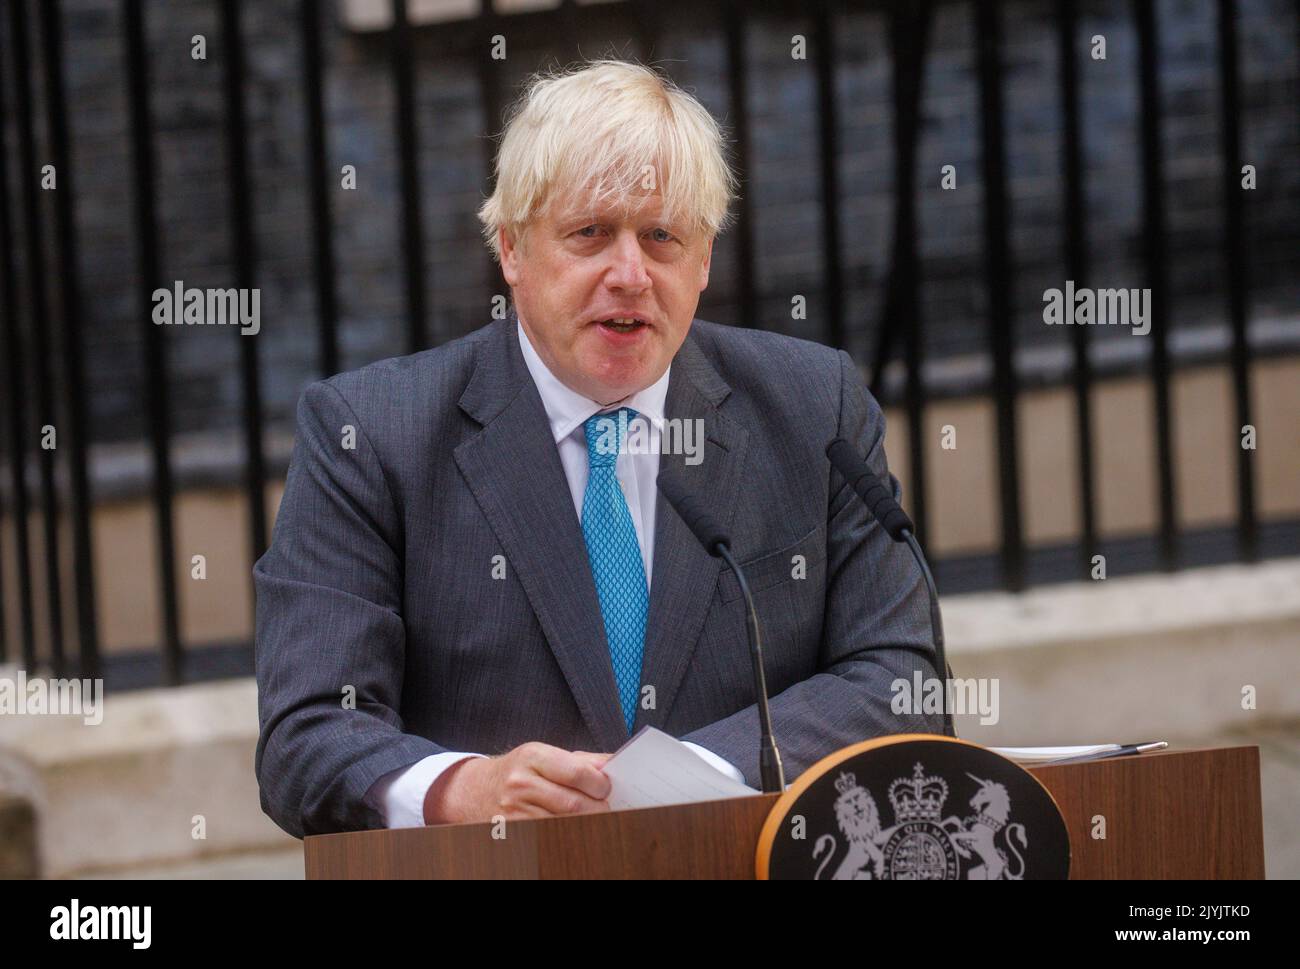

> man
[254,59,945,839]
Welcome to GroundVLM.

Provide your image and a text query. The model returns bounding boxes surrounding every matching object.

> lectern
[303,745,1265,879]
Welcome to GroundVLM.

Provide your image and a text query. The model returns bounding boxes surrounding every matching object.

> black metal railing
[0,0,1293,687]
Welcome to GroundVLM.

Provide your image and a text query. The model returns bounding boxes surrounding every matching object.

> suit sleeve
[680,349,946,787]
[254,380,445,838]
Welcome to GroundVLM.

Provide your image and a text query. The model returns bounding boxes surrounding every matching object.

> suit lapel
[453,317,748,749]
[453,316,627,752]
[634,329,748,733]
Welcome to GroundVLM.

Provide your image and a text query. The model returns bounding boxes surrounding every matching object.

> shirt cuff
[681,741,747,784]
[365,752,486,828]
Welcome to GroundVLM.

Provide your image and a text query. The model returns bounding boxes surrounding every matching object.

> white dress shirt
[363,321,744,827]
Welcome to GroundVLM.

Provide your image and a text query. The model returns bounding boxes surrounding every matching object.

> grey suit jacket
[254,312,945,837]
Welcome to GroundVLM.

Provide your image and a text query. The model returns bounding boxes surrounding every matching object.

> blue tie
[581,408,649,734]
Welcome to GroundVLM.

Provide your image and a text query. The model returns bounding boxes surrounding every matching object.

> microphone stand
[716,544,785,793]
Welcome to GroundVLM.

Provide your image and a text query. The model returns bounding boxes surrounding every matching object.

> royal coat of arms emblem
[757,737,1070,880]
[815,763,1028,880]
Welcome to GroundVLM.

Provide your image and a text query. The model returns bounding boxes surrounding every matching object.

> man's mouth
[595,317,647,334]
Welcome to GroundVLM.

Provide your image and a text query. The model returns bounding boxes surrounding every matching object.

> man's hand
[423,742,612,824]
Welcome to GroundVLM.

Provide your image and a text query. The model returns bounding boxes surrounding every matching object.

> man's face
[499,187,713,405]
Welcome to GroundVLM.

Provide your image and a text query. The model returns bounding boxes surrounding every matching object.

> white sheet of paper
[989,744,1120,763]
[601,726,759,810]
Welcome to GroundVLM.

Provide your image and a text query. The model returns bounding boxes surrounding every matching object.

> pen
[1048,741,1168,766]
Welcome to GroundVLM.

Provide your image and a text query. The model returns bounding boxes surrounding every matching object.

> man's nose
[605,230,651,292]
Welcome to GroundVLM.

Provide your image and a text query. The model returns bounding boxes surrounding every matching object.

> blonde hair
[477,59,737,262]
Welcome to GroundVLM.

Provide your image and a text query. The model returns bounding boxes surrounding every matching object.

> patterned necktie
[581,407,649,734]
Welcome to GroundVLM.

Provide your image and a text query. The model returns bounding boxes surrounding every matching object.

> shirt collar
[517,318,670,445]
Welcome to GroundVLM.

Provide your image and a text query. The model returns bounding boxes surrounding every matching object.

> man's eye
[648,228,675,243]
[575,225,601,238]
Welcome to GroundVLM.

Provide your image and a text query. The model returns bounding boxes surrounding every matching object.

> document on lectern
[601,726,758,810]
[990,741,1168,765]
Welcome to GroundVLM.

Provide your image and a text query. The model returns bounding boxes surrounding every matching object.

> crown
[972,811,1005,833]
[834,771,859,796]
[888,762,948,823]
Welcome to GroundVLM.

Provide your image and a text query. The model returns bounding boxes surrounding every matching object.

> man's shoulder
[686,318,849,418]
[308,321,497,413]
[689,318,843,370]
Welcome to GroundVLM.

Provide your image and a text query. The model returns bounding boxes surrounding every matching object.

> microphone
[657,471,785,793]
[825,438,954,737]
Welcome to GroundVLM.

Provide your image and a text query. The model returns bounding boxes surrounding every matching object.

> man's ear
[698,235,714,291]
[499,226,521,286]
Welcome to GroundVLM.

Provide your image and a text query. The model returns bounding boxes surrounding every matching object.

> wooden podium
[303,745,1265,879]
